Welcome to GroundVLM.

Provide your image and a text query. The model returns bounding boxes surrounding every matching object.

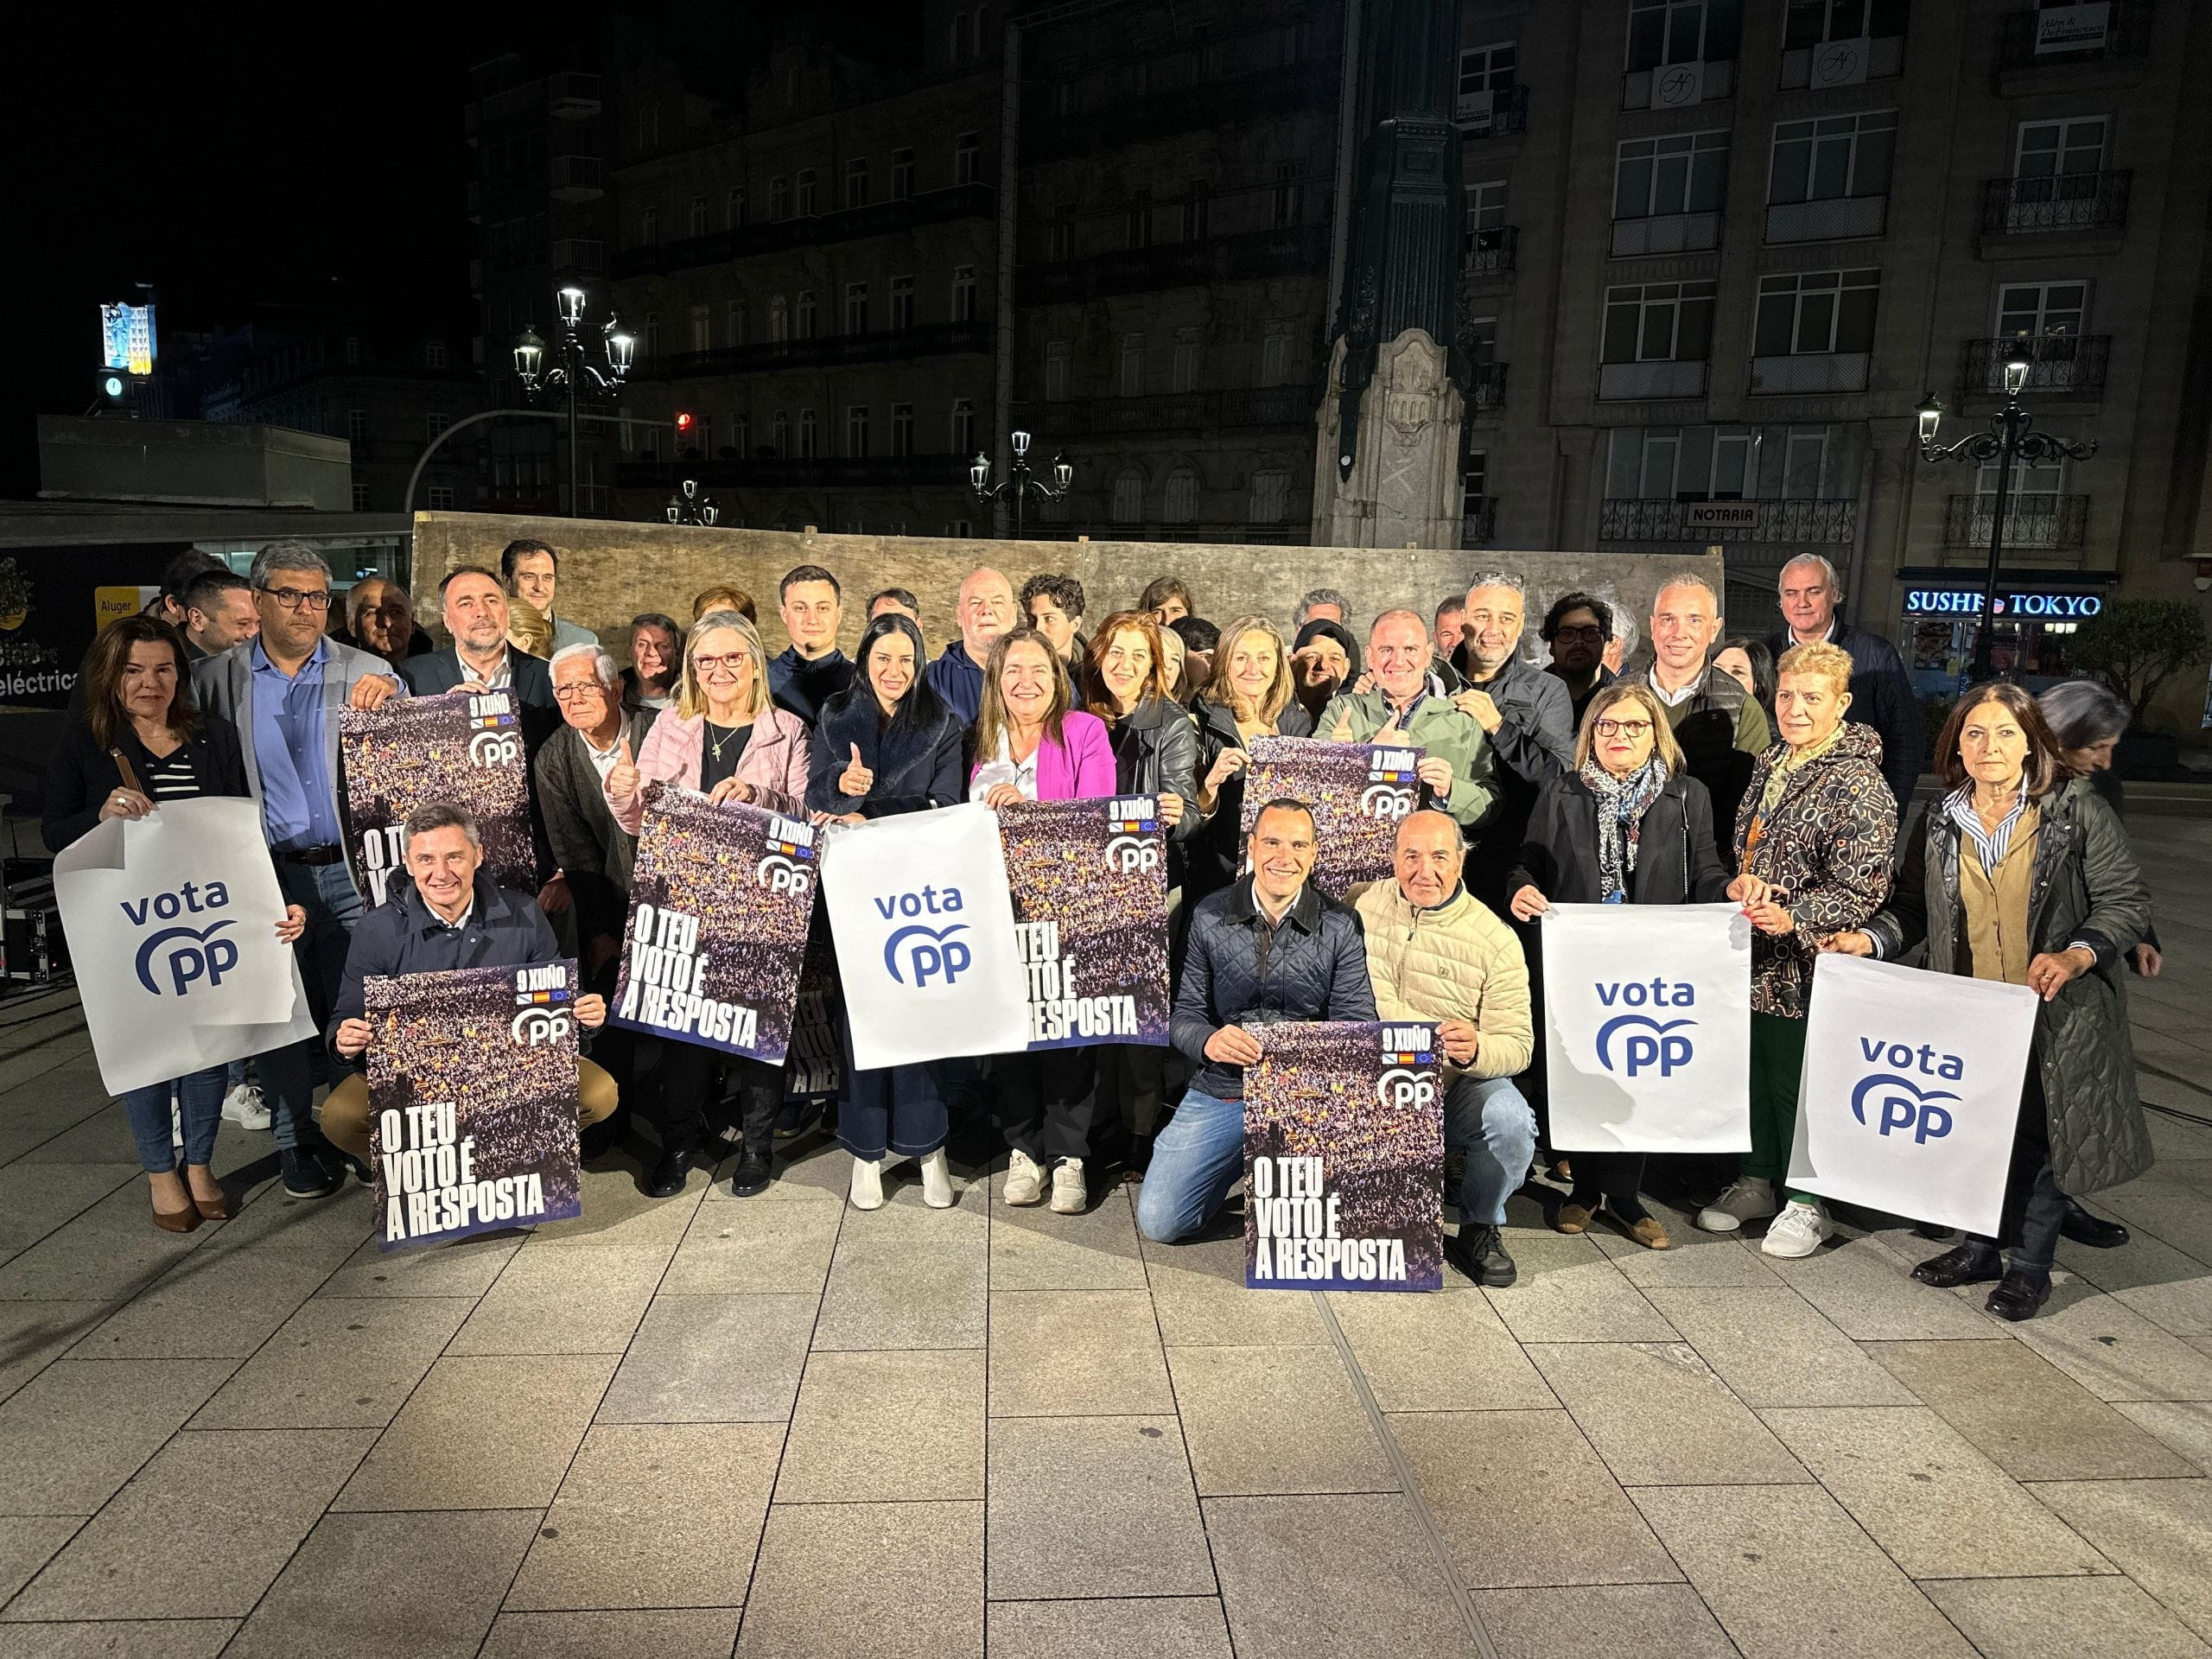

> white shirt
[969,731,1039,803]
[1648,670,1702,707]
[581,725,626,785]
[461,646,513,690]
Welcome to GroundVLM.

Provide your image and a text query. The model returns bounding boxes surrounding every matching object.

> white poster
[54,797,318,1096]
[2035,2,2110,53]
[1789,953,2036,1236]
[1541,903,1752,1153]
[818,804,1029,1070]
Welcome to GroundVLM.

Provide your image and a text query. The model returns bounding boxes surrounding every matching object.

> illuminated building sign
[1902,588,2104,620]
[99,303,158,377]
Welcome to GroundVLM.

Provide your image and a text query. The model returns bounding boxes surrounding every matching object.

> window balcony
[1609,211,1721,257]
[1997,0,2150,71]
[1980,171,2132,237]
[1777,33,1905,89]
[1599,498,1858,543]
[1460,497,1499,548]
[616,454,968,491]
[1764,194,1888,245]
[1465,226,1517,283]
[639,321,994,379]
[1943,493,2089,550]
[1469,361,1509,413]
[614,182,996,277]
[1750,352,1870,394]
[1958,334,2111,400]
[1008,386,1316,438]
[550,238,605,275]
[1621,58,1734,111]
[546,72,602,119]
[1456,83,1529,138]
[550,155,602,202]
[1598,359,1708,401]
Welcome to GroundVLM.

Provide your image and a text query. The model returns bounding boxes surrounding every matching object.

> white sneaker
[919,1148,955,1209]
[849,1155,885,1211]
[222,1084,271,1131]
[1003,1148,1044,1206]
[1762,1199,1831,1258]
[1697,1176,1778,1234]
[1050,1158,1086,1215]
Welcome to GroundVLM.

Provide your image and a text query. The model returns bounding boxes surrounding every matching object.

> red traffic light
[674,411,695,434]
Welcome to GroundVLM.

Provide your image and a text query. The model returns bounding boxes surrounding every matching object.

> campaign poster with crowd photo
[996,795,1172,1052]
[1243,1020,1445,1292]
[609,783,817,1064]
[340,690,533,905]
[365,960,582,1252]
[782,907,845,1102]
[1240,737,1424,897]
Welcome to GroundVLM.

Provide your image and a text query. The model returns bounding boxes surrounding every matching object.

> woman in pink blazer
[604,608,813,1202]
[968,626,1117,1217]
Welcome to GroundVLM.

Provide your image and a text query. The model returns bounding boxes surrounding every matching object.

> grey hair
[1399,807,1467,854]
[550,641,620,692]
[1464,570,1527,601]
[1778,553,1841,596]
[402,799,482,849]
[248,540,331,590]
[1296,588,1352,621]
[1653,571,1719,610]
[1368,607,1428,638]
[2038,678,2130,750]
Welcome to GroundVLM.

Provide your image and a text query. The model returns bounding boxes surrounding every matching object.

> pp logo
[1104,835,1160,874]
[1851,1073,1957,1144]
[468,729,524,767]
[1376,1067,1435,1109]
[133,920,240,996]
[1596,1014,1695,1077]
[511,1007,573,1046]
[884,923,971,988]
[1358,784,1415,821]
[755,855,812,897]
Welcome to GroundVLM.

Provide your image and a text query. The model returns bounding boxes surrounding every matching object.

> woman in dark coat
[1827,681,2152,1320]
[1509,681,1731,1248]
[810,612,969,1211]
[1187,615,1313,900]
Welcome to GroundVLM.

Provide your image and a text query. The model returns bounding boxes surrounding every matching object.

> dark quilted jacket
[1863,777,2152,1194]
[1173,875,1376,1099]
[1732,721,1897,1018]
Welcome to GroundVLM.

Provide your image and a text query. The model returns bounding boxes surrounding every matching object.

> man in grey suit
[192,541,407,1198]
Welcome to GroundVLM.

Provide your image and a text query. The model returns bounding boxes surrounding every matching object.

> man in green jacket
[1319,609,1499,833]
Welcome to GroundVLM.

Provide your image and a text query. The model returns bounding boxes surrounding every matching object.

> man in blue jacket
[321,799,617,1162]
[1136,798,1377,1243]
[1769,554,1924,817]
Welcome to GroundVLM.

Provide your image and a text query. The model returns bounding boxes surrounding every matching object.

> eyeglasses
[553,683,609,702]
[692,651,753,674]
[1553,624,1605,642]
[1592,718,1653,738]
[259,586,332,612]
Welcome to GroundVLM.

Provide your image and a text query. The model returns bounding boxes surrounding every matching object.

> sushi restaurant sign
[1903,589,2104,620]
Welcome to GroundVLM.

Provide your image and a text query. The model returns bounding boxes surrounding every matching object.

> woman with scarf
[1698,640,1897,1256]
[1508,682,1729,1249]
[1824,682,2151,1319]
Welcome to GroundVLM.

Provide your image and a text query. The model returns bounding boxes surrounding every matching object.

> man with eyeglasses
[1540,591,1616,730]
[191,540,406,1198]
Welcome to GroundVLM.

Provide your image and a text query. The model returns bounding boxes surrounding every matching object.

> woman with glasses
[1508,683,1729,1249]
[607,609,812,1199]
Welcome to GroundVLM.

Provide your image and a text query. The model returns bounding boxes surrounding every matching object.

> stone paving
[0,818,2209,1659]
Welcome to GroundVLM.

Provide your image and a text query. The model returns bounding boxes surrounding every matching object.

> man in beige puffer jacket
[1352,810,1535,1287]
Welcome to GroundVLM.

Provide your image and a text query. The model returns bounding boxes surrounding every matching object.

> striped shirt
[1944,779,2030,874]
[142,747,203,802]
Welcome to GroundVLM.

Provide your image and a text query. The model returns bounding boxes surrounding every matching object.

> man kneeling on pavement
[322,799,618,1159]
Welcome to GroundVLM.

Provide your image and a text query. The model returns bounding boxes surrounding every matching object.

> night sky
[3,2,918,500]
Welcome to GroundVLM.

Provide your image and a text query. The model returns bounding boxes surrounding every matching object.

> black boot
[642,1135,703,1199]
[1911,1241,2004,1288]
[2059,1199,2129,1249]
[1445,1224,1517,1288]
[1986,1268,2053,1322]
[728,1067,780,1198]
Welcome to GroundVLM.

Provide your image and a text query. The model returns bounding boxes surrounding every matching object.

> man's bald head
[956,567,1016,661]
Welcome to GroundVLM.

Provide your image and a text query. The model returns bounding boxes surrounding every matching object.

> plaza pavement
[0,817,2209,1659]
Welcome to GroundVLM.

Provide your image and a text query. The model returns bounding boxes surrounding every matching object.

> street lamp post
[1916,356,2097,682]
[969,429,1073,538]
[514,285,635,518]
[664,479,721,527]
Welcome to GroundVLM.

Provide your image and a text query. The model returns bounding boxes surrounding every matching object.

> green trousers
[1745,1011,1813,1202]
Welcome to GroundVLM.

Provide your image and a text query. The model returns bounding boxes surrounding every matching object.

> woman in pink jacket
[606,608,813,1201]
[969,627,1116,1217]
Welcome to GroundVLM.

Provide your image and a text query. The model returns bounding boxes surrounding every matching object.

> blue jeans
[1135,1088,1245,1243]
[123,1064,228,1173]
[1445,1074,1535,1227]
[259,859,364,1152]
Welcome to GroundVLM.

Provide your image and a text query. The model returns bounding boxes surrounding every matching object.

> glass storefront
[1896,574,2111,696]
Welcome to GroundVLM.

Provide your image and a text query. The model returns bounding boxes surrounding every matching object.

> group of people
[43,539,2163,1323]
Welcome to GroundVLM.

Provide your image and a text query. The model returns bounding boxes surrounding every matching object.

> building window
[1605,425,1758,499]
[1048,207,1073,261]
[1456,42,1517,124]
[726,299,745,346]
[427,411,452,441]
[1997,280,2088,340]
[847,404,870,455]
[1248,470,1290,524]
[424,340,448,370]
[1164,468,1198,523]
[890,274,915,330]
[1261,330,1293,385]
[954,131,980,185]
[425,485,454,510]
[796,168,817,215]
[891,403,915,455]
[845,282,869,334]
[798,408,818,458]
[1119,334,1146,397]
[1783,0,1910,49]
[1625,0,1741,71]
[845,157,869,209]
[891,148,914,200]
[1604,282,1717,363]
[2015,115,2107,181]
[1172,330,1203,393]
[1046,340,1071,401]
[346,408,368,443]
[1754,268,1879,355]
[768,294,788,342]
[690,194,709,236]
[1128,188,1154,251]
[796,290,817,338]
[1112,472,1146,524]
[1781,428,1832,498]
[1615,131,1730,218]
[690,304,710,352]
[950,266,976,322]
[1770,110,1897,203]
[951,10,968,59]
[944,519,973,538]
[641,206,659,247]
[772,410,791,454]
[726,186,746,228]
[352,482,372,511]
[1465,181,1508,254]
[1270,162,1302,228]
[951,398,976,454]
[1464,446,1489,519]
[343,335,361,365]
[769,176,789,219]
[729,412,748,458]
[644,312,659,356]
[635,105,659,149]
[1181,181,1212,242]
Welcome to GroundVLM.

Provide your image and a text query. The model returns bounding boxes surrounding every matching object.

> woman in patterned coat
[1696,641,1897,1257]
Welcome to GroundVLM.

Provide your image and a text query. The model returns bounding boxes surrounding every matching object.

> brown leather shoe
[1553,1203,1592,1235]
[153,1203,201,1235]
[191,1189,232,1222]
[1628,1216,1671,1250]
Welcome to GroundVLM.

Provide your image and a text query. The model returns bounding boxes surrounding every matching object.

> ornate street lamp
[514,286,632,517]
[664,478,721,527]
[969,428,1073,537]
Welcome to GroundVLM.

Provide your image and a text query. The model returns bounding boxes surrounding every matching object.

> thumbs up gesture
[607,737,641,804]
[838,742,874,799]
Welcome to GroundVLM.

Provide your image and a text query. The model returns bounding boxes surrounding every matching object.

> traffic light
[673,410,696,455]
